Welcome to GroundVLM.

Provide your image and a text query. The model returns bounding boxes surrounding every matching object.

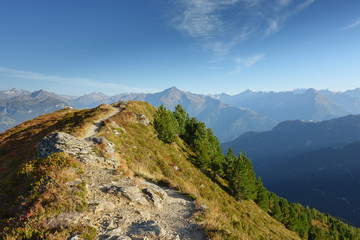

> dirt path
[81,107,120,139]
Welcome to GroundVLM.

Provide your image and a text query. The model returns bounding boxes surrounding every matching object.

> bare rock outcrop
[37,132,120,169]
[37,132,93,158]
[37,128,206,240]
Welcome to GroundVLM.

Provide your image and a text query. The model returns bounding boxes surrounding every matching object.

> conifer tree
[242,154,257,199]
[287,204,299,230]
[206,128,224,179]
[255,176,269,211]
[227,153,253,200]
[280,198,291,227]
[153,105,179,143]
[183,117,199,146]
[173,104,189,136]
[224,148,236,181]
[270,194,283,222]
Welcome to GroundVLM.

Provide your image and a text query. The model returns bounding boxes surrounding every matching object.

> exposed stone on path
[37,132,120,169]
[129,220,164,238]
[36,116,207,240]
[99,178,168,208]
[37,132,93,159]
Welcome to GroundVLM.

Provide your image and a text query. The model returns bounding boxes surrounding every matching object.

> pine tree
[153,105,179,143]
[280,198,290,227]
[227,154,253,200]
[193,121,210,169]
[206,128,224,179]
[242,154,256,200]
[255,176,269,211]
[224,148,236,181]
[173,104,189,136]
[183,117,199,146]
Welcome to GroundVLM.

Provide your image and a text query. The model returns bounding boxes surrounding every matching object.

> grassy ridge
[2,101,354,239]
[99,101,300,239]
[0,105,113,238]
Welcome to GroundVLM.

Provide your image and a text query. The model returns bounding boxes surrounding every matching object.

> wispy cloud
[201,66,221,70]
[169,0,314,56]
[0,67,155,93]
[265,18,280,37]
[231,53,266,74]
[342,17,360,30]
[171,0,238,39]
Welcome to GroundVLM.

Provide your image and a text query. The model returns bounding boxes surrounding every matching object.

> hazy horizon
[2,86,360,98]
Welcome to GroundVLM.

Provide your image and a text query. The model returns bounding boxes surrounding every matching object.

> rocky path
[81,106,121,139]
[37,103,207,240]
[80,165,206,239]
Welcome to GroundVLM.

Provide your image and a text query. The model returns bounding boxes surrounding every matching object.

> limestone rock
[48,212,81,228]
[37,132,93,158]
[129,220,164,238]
[88,199,116,214]
[136,114,150,126]
[67,234,80,240]
[37,132,120,168]
[100,184,149,206]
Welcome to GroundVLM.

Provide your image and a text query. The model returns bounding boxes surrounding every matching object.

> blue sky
[0,0,359,95]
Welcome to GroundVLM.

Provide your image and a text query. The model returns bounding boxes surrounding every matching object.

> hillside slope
[265,141,360,227]
[222,114,360,226]
[223,114,360,161]
[0,101,300,239]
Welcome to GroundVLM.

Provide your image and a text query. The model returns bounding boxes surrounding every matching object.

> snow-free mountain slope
[216,88,351,122]
[222,114,360,226]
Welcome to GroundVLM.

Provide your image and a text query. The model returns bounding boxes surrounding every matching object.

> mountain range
[213,88,360,122]
[1,87,277,142]
[2,87,360,143]
[222,114,360,226]
[0,89,68,132]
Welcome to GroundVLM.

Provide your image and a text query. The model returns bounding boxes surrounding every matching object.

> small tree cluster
[154,104,223,179]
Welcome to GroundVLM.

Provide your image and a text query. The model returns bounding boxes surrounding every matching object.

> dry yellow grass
[0,101,301,239]
[100,101,301,240]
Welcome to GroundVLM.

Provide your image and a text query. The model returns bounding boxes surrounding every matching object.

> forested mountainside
[0,101,358,239]
[222,114,360,226]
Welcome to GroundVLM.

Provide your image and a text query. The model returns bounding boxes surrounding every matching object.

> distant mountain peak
[164,86,182,93]
[303,88,318,95]
[30,89,53,99]
[242,89,255,95]
[86,91,108,97]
